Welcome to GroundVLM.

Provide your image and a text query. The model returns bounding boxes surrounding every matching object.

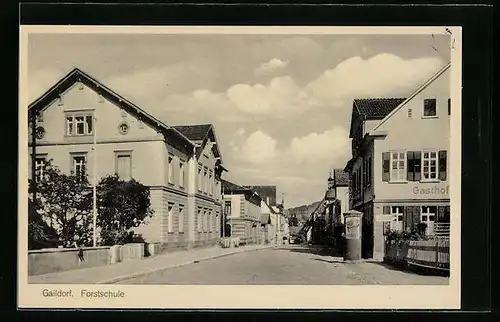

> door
[361,203,374,259]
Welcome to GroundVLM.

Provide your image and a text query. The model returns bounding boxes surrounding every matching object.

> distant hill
[285,200,322,228]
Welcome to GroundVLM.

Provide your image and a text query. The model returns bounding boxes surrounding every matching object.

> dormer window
[423,99,437,117]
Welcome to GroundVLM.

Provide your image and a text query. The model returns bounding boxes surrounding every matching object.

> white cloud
[287,127,351,163]
[237,130,278,165]
[254,58,288,76]
[306,53,444,105]
[226,76,315,115]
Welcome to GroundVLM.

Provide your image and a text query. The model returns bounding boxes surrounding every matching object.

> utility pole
[92,116,98,247]
[31,107,37,205]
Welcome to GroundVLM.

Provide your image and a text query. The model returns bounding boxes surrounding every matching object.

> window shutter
[438,206,445,223]
[382,152,390,182]
[412,206,421,229]
[403,206,411,231]
[407,151,415,181]
[439,150,447,181]
[414,151,422,181]
[383,206,391,214]
[448,98,451,115]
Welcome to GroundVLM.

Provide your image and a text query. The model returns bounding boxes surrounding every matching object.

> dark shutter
[448,98,451,115]
[412,206,421,229]
[439,150,447,181]
[403,206,411,231]
[382,152,390,182]
[407,151,415,181]
[438,206,446,223]
[383,206,391,214]
[414,151,422,181]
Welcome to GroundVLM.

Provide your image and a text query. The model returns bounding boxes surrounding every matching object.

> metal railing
[434,222,450,237]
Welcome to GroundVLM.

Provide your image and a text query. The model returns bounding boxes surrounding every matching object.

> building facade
[28,68,226,251]
[222,180,262,245]
[344,62,451,259]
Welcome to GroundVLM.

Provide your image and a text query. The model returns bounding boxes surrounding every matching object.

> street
[117,245,449,285]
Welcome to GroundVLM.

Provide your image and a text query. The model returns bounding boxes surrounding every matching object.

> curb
[97,245,274,284]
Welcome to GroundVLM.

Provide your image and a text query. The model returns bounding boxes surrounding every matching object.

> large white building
[344,62,451,259]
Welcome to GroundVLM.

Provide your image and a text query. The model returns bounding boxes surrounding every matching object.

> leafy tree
[96,175,154,246]
[29,160,93,248]
[28,199,59,250]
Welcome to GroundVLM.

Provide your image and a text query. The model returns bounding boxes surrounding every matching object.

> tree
[28,199,59,250]
[29,160,93,248]
[96,175,154,246]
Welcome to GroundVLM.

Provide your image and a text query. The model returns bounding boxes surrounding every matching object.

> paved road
[117,245,449,285]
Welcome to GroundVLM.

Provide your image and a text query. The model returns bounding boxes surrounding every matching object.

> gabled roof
[242,185,277,206]
[354,98,406,119]
[349,98,405,138]
[370,62,451,133]
[28,67,194,149]
[173,123,224,163]
[173,124,212,142]
[221,179,249,194]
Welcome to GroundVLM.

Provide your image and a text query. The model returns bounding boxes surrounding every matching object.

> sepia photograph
[18,26,461,309]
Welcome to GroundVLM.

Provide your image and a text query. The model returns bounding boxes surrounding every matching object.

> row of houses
[27,67,288,251]
[306,62,451,260]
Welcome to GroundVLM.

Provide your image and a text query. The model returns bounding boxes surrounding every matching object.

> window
[421,206,437,235]
[72,154,87,180]
[179,161,185,187]
[178,206,184,233]
[390,151,406,181]
[422,150,438,180]
[208,211,212,232]
[204,167,208,193]
[168,155,174,184]
[167,204,174,233]
[224,201,231,216]
[35,156,46,182]
[197,165,202,191]
[115,152,132,181]
[197,208,202,232]
[203,210,208,232]
[423,98,437,117]
[209,171,213,195]
[66,113,93,136]
[391,206,404,222]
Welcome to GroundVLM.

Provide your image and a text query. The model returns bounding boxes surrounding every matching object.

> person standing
[73,235,85,262]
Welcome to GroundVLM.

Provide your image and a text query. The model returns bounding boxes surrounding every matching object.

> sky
[27,31,451,208]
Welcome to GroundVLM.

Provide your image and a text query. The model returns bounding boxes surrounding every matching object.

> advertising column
[343,210,363,262]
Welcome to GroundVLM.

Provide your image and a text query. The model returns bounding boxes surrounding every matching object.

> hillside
[285,200,322,228]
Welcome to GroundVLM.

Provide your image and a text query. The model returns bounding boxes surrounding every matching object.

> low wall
[28,246,111,276]
[384,238,450,271]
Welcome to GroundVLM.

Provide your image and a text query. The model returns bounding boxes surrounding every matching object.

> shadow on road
[276,245,344,257]
[369,261,450,277]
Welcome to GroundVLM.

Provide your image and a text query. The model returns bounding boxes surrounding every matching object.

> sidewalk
[28,244,274,284]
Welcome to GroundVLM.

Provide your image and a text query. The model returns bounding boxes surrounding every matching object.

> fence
[384,238,450,272]
[434,222,450,237]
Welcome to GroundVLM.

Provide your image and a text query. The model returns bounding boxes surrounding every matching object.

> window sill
[422,115,438,119]
[178,232,184,234]
[389,180,408,184]
[420,179,441,183]
[168,182,175,187]
[167,232,174,235]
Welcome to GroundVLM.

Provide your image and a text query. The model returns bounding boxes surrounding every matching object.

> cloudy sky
[27,32,450,208]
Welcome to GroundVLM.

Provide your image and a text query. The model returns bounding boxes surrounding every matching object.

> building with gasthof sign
[344,62,451,260]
